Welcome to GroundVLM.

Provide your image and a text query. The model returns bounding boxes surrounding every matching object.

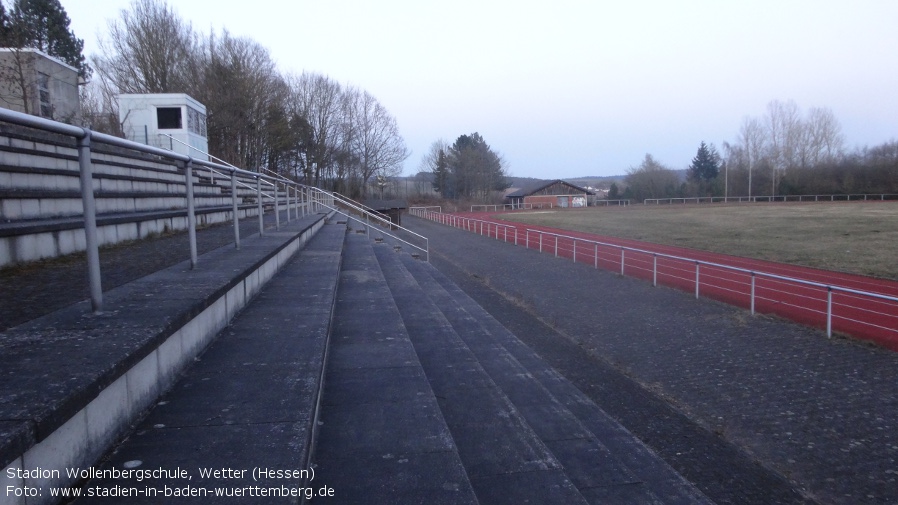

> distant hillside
[564,175,625,189]
[505,175,629,191]
[505,176,549,189]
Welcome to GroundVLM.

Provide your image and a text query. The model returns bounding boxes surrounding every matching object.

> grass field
[495,202,898,280]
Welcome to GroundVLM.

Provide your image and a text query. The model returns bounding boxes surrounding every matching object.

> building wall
[525,195,564,207]
[0,49,80,122]
[524,194,587,208]
[118,93,209,161]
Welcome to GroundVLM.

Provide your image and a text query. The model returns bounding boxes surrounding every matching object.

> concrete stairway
[69,219,345,504]
[69,223,708,505]
[312,231,478,504]
[369,243,712,504]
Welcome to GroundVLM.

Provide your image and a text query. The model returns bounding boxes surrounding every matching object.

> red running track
[421,210,898,351]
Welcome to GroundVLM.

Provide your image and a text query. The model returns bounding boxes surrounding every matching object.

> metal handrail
[524,227,898,298]
[313,194,428,261]
[2,107,429,312]
[0,108,311,311]
[523,227,898,337]
[159,132,282,198]
[331,192,399,230]
[330,191,429,245]
[334,192,382,216]
[411,206,897,339]
[409,206,441,214]
[644,194,898,204]
[417,210,517,243]
[159,132,238,170]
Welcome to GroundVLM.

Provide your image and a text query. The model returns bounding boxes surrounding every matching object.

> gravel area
[404,214,898,505]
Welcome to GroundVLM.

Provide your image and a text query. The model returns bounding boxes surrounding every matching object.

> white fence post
[827,287,833,338]
[695,262,700,299]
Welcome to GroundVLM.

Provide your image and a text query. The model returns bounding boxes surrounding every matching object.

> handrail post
[274,181,280,230]
[539,232,543,253]
[620,248,625,275]
[653,253,657,286]
[573,239,576,262]
[184,158,198,268]
[555,236,558,257]
[77,131,102,312]
[257,175,264,236]
[594,243,598,269]
[231,169,240,249]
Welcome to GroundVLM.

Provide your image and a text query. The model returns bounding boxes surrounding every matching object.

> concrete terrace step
[390,247,713,504]
[312,231,478,504]
[0,213,327,503]
[69,219,347,504]
[371,244,587,504]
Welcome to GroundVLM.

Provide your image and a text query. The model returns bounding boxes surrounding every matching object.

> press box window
[156,107,182,129]
[38,73,51,118]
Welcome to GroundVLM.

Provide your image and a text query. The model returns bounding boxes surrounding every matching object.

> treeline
[622,99,898,201]
[81,0,408,197]
[419,133,510,200]
[0,0,89,77]
[0,0,90,121]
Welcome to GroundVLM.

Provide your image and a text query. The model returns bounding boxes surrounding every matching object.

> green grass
[495,202,898,280]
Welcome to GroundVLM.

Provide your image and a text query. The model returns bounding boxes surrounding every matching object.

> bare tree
[764,99,803,194]
[289,72,343,186]
[738,116,765,198]
[0,47,34,113]
[624,154,680,202]
[801,106,844,167]
[93,0,195,94]
[193,30,286,170]
[347,89,409,197]
[78,78,122,133]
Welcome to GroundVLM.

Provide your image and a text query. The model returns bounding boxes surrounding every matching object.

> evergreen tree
[5,0,90,79]
[0,4,9,42]
[447,132,508,199]
[689,141,720,182]
[431,148,451,198]
[608,182,620,199]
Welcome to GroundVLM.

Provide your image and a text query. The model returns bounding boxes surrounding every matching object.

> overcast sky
[64,0,898,179]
